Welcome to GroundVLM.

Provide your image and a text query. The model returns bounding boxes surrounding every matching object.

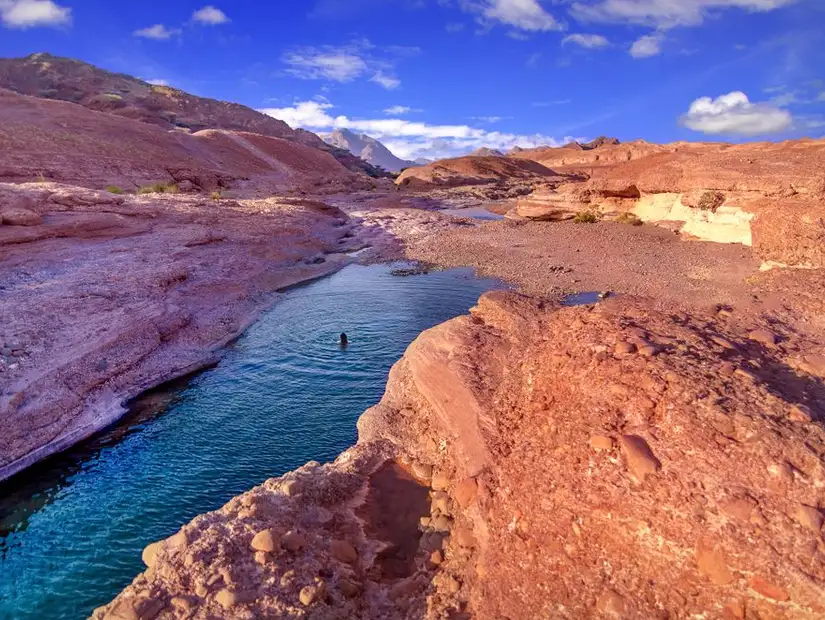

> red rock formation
[0,182,359,481]
[506,139,825,267]
[0,53,386,178]
[395,155,560,190]
[96,292,825,619]
[0,88,373,195]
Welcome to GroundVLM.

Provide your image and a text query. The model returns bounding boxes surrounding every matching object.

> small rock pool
[0,263,502,620]
[439,206,505,221]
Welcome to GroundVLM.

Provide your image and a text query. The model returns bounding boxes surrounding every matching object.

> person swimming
[340,333,349,347]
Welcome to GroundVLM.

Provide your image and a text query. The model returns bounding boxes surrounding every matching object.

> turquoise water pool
[0,263,500,619]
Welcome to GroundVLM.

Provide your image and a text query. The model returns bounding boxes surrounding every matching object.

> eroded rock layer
[396,139,825,268]
[0,182,359,481]
[97,292,825,619]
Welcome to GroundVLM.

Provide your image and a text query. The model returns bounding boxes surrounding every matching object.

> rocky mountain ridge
[322,128,417,172]
[0,53,388,179]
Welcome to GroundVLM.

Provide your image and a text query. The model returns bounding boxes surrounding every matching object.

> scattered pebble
[747,576,790,602]
[589,435,615,452]
[281,479,302,497]
[596,590,626,616]
[330,540,358,564]
[614,341,636,355]
[748,329,778,347]
[339,579,361,598]
[695,538,733,585]
[795,504,824,533]
[431,474,450,491]
[251,528,279,553]
[141,542,162,569]
[453,478,478,508]
[299,581,326,606]
[281,530,306,552]
[619,435,661,482]
[214,589,239,610]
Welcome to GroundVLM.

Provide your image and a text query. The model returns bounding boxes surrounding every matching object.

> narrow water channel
[0,263,501,619]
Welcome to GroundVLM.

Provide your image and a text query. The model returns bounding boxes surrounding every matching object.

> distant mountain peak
[322,128,419,172]
[470,147,505,157]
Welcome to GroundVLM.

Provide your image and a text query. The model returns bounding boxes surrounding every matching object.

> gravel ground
[405,218,760,310]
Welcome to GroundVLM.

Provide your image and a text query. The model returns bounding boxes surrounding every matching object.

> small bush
[137,182,178,195]
[697,190,725,212]
[573,210,600,224]
[615,212,643,226]
[211,190,222,200]
[106,185,124,195]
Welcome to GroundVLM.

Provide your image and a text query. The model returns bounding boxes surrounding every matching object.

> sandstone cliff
[96,291,825,619]
[397,138,825,268]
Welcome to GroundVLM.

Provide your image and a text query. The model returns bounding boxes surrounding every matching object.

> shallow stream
[0,263,501,619]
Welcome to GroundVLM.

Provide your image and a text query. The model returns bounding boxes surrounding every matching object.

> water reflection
[0,263,501,619]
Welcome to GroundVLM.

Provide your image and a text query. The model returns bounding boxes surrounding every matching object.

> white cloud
[134,24,181,40]
[385,105,416,115]
[284,50,368,82]
[473,116,506,123]
[192,5,229,25]
[0,0,70,28]
[571,0,796,29]
[681,91,793,136]
[260,99,569,160]
[262,101,337,128]
[146,78,170,86]
[770,92,797,106]
[465,0,562,31]
[629,33,663,58]
[370,72,401,90]
[562,33,610,48]
[283,41,406,88]
[798,115,825,130]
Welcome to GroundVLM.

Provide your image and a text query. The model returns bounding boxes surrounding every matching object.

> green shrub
[615,212,643,226]
[137,182,178,195]
[573,210,600,224]
[697,190,725,212]
[106,185,124,195]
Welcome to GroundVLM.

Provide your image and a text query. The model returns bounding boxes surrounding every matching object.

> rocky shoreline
[0,182,363,483]
[94,291,825,619]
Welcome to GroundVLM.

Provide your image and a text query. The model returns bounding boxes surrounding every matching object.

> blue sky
[1,0,824,159]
